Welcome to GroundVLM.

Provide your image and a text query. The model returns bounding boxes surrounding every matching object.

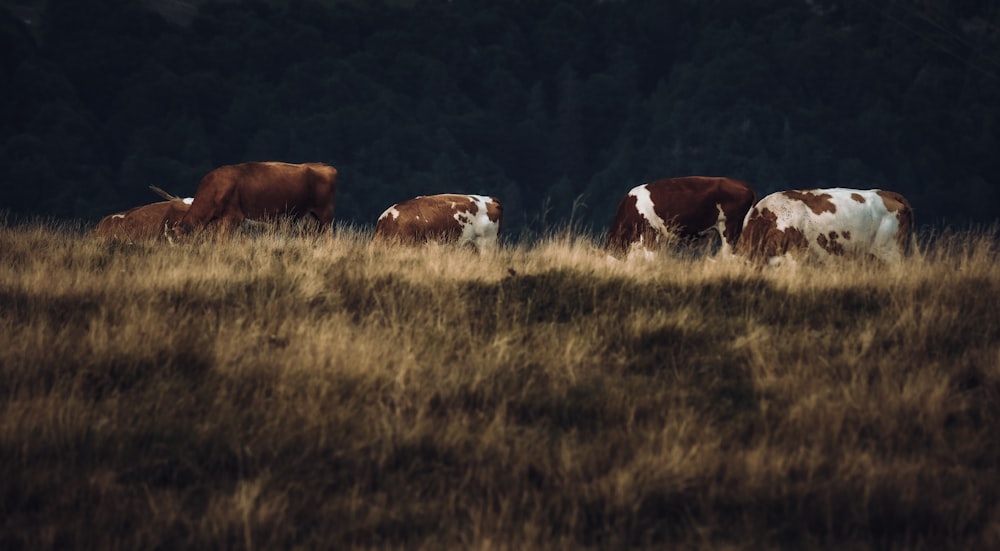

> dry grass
[1,220,998,549]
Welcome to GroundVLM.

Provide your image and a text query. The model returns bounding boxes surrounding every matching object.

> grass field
[1,220,998,549]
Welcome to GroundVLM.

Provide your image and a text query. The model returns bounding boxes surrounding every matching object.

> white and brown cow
[169,161,337,241]
[374,194,503,251]
[606,176,757,258]
[736,188,913,264]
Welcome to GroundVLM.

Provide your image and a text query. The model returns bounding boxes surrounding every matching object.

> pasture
[1,220,998,549]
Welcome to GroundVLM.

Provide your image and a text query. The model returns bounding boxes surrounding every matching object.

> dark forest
[1,0,998,235]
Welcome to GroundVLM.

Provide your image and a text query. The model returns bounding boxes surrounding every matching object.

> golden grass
[1,220,998,549]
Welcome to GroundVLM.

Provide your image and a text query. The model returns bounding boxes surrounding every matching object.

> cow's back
[94,199,190,241]
[228,162,336,219]
[375,195,462,242]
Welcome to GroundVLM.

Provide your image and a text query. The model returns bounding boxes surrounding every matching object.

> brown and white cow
[169,161,337,240]
[736,188,913,264]
[93,197,193,242]
[374,194,503,251]
[605,176,756,258]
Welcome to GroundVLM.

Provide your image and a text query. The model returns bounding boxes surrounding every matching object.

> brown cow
[169,161,337,240]
[374,194,503,251]
[93,198,192,242]
[606,176,757,258]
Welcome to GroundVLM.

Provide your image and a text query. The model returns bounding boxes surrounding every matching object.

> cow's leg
[872,217,905,263]
[302,212,327,234]
[706,203,738,258]
[313,204,335,232]
[240,218,273,237]
[625,237,658,261]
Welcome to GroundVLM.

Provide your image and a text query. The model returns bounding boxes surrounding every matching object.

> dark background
[1,0,998,237]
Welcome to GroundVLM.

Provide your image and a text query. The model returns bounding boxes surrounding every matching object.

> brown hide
[93,199,191,242]
[173,162,337,238]
[374,194,503,244]
[736,206,811,261]
[606,176,757,254]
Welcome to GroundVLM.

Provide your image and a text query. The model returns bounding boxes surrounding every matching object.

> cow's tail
[898,200,915,256]
[882,191,915,256]
[149,185,179,201]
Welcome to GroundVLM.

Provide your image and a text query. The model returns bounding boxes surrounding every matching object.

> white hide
[378,206,401,222]
[629,185,670,242]
[455,194,500,251]
[744,188,907,263]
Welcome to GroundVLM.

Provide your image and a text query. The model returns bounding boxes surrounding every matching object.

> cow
[736,188,913,265]
[168,161,337,240]
[93,197,193,242]
[374,194,503,251]
[605,176,757,258]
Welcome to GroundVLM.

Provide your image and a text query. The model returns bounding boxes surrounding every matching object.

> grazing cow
[736,188,913,264]
[374,194,503,251]
[606,176,757,257]
[169,161,337,240]
[93,197,193,242]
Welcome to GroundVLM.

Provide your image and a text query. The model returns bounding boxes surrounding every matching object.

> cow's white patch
[378,206,401,222]
[454,195,500,251]
[112,214,125,219]
[630,185,671,242]
[182,197,194,205]
[702,203,733,256]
